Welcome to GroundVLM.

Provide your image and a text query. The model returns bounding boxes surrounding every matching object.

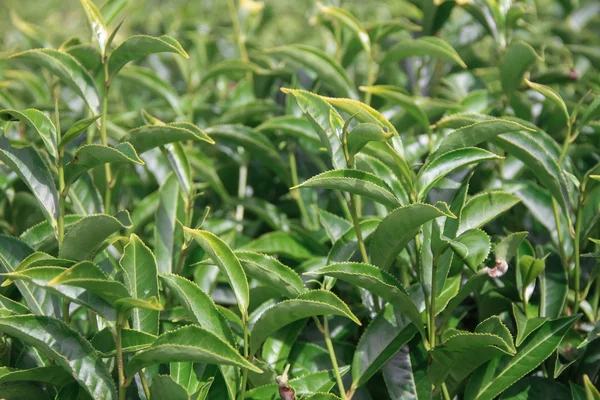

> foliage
[0,0,600,399]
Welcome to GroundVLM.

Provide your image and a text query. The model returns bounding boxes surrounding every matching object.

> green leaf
[200,59,270,85]
[126,325,260,378]
[64,142,143,187]
[120,123,213,154]
[452,229,491,272]
[0,294,30,315]
[60,114,101,149]
[371,203,454,270]
[155,174,185,275]
[256,115,320,147]
[59,210,133,261]
[495,232,528,264]
[433,118,532,158]
[0,108,57,159]
[245,368,349,399]
[282,88,346,169]
[315,208,352,243]
[346,123,393,159]
[91,327,157,356]
[0,315,116,399]
[525,79,570,129]
[120,234,159,335]
[250,290,360,356]
[184,228,249,319]
[0,366,73,387]
[317,3,371,55]
[458,192,520,235]
[9,49,100,113]
[328,218,380,263]
[465,315,580,400]
[293,169,401,209]
[107,34,189,78]
[429,317,516,391]
[382,341,431,400]
[20,216,83,253]
[79,0,108,56]
[235,251,305,298]
[267,45,358,99]
[239,231,315,260]
[120,67,183,116]
[539,257,568,319]
[0,136,59,230]
[150,375,190,400]
[519,255,546,288]
[512,304,548,347]
[417,148,501,200]
[382,36,466,68]
[204,124,290,185]
[500,41,540,97]
[307,262,425,342]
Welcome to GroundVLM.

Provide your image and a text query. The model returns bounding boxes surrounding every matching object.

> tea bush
[0,0,599,399]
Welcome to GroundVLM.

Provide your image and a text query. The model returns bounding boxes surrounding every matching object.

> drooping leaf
[346,123,393,158]
[63,142,143,187]
[59,210,132,261]
[126,325,261,378]
[250,290,360,356]
[9,49,100,112]
[235,251,305,298]
[0,136,59,230]
[0,108,57,159]
[317,3,371,55]
[294,169,401,209]
[267,45,358,99]
[500,41,540,97]
[120,234,159,335]
[458,192,520,235]
[107,34,189,78]
[382,36,466,68]
[120,123,213,154]
[452,229,491,272]
[465,315,580,400]
[184,228,249,319]
[0,315,116,400]
[371,203,454,270]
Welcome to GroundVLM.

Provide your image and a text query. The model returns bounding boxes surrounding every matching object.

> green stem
[323,317,347,400]
[139,371,151,400]
[551,199,570,273]
[62,300,70,326]
[349,194,368,264]
[101,77,112,213]
[116,323,126,400]
[235,155,248,233]
[55,97,66,250]
[238,317,250,400]
[429,265,437,348]
[522,286,529,317]
[364,55,376,105]
[558,123,573,165]
[441,382,451,400]
[592,275,600,323]
[289,145,314,230]
[227,0,253,90]
[573,197,583,315]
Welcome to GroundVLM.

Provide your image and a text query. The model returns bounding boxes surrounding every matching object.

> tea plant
[0,0,600,399]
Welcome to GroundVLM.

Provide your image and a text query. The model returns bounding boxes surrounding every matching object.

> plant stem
[116,323,126,400]
[363,55,375,105]
[573,197,583,315]
[441,382,451,400]
[139,371,151,400]
[558,123,573,165]
[289,144,314,230]
[551,199,570,273]
[101,70,113,213]
[62,300,70,325]
[55,97,66,250]
[323,317,347,400]
[235,154,248,233]
[522,286,529,317]
[238,317,250,400]
[349,194,368,264]
[429,270,437,348]
[227,0,253,89]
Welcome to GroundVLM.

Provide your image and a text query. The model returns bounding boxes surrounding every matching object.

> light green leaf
[371,203,454,270]
[200,59,270,85]
[120,234,159,335]
[519,255,546,288]
[452,229,491,272]
[0,315,116,399]
[108,34,189,78]
[239,231,315,260]
[0,136,59,229]
[315,208,352,243]
[91,327,157,356]
[346,123,393,158]
[495,232,528,264]
[235,251,305,298]
[512,304,548,347]
[60,114,101,149]
[126,325,261,378]
[382,36,466,68]
[64,142,143,187]
[184,228,249,319]
[0,366,73,387]
[79,0,108,56]
[458,192,520,235]
[120,67,183,116]
[59,210,133,261]
[525,79,570,128]
[293,169,401,209]
[318,3,371,55]
[250,290,360,356]
[0,108,57,159]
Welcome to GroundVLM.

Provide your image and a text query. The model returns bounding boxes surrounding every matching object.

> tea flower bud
[487,259,508,277]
